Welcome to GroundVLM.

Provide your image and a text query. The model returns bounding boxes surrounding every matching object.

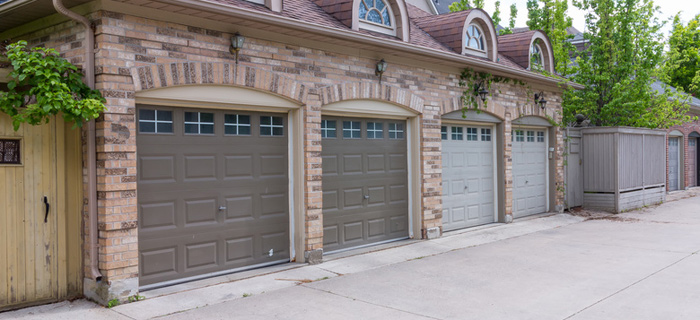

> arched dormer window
[460,10,498,62]
[530,42,544,71]
[465,24,486,55]
[358,0,396,36]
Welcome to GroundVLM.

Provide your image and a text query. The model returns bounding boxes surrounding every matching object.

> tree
[448,0,515,35]
[662,13,700,97]
[0,41,104,130]
[563,0,695,128]
[526,0,575,75]
[448,0,472,12]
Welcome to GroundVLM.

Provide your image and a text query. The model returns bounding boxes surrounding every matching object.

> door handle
[363,195,370,199]
[43,196,50,223]
[219,206,227,211]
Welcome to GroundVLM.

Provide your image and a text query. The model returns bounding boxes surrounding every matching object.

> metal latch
[219,206,227,211]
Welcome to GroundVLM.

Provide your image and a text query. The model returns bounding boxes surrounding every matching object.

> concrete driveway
[4,195,700,320]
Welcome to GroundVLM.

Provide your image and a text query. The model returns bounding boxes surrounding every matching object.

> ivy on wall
[0,41,105,130]
[458,67,529,110]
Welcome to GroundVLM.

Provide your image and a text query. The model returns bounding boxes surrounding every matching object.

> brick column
[503,112,514,221]
[420,105,443,238]
[303,92,323,263]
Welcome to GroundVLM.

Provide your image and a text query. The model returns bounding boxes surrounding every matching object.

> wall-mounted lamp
[534,91,547,109]
[230,33,245,64]
[375,59,388,84]
[476,81,489,102]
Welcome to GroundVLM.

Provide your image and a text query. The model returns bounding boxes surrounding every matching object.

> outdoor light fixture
[375,59,388,84]
[476,81,489,102]
[534,91,547,109]
[230,33,245,64]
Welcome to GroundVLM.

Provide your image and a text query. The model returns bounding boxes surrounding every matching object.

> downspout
[52,0,102,281]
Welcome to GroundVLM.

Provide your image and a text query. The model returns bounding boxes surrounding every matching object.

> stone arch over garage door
[130,63,308,104]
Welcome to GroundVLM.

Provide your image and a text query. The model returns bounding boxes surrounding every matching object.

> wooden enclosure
[566,127,667,213]
[0,114,83,311]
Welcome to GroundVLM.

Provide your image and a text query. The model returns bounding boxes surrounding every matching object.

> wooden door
[0,114,82,311]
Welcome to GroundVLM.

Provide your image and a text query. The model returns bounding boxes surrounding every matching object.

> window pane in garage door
[137,106,290,288]
[322,116,409,253]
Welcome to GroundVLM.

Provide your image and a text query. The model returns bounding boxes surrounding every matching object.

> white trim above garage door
[512,126,549,218]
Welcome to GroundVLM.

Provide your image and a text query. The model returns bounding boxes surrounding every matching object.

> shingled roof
[412,9,472,54]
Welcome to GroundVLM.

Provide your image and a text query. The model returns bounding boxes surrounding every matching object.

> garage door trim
[441,120,499,229]
[512,125,550,216]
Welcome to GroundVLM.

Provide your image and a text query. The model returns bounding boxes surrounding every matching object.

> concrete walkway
[3,194,699,320]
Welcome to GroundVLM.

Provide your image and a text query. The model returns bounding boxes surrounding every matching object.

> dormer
[498,30,554,73]
[247,0,282,12]
[412,9,498,62]
[314,0,410,41]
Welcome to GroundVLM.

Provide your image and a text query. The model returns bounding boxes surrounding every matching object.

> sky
[479,0,700,38]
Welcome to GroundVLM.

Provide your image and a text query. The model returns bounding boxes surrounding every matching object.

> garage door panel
[184,155,217,180]
[344,222,363,242]
[140,202,177,230]
[343,154,363,173]
[225,237,254,263]
[138,107,289,287]
[441,124,496,231]
[185,242,218,270]
[368,218,386,237]
[184,198,218,225]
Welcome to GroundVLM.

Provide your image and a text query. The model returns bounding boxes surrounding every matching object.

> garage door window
[389,123,404,139]
[260,116,284,136]
[513,130,524,142]
[441,126,448,140]
[692,139,697,147]
[322,120,337,138]
[452,127,463,140]
[0,139,21,164]
[467,128,478,141]
[367,122,384,139]
[537,131,545,142]
[224,114,251,135]
[527,131,535,142]
[481,128,491,141]
[343,121,361,139]
[184,112,215,134]
[139,109,173,134]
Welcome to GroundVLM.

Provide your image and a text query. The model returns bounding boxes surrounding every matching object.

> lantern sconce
[375,59,388,84]
[534,91,547,109]
[476,81,489,103]
[230,32,245,64]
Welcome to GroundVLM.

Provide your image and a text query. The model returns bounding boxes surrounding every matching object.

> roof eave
[165,0,582,89]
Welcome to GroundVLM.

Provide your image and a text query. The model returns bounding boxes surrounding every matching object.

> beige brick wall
[8,8,566,291]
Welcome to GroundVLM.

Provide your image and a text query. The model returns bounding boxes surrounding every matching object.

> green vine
[0,40,105,130]
[458,67,529,112]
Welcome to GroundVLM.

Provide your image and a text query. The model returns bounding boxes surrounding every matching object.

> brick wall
[8,8,566,302]
[667,117,700,190]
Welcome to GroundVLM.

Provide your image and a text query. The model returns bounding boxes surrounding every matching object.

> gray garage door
[322,116,409,253]
[690,138,697,187]
[669,137,680,191]
[137,106,289,288]
[441,124,495,231]
[512,128,547,218]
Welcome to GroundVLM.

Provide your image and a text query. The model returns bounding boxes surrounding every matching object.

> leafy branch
[0,40,105,130]
[458,67,530,111]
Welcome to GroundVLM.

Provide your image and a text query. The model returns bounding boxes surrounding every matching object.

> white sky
[480,0,699,38]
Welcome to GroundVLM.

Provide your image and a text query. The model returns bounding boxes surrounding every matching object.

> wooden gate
[0,114,83,311]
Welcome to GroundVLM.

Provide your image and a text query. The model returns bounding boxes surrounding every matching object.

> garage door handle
[363,195,370,199]
[219,206,227,211]
[525,180,529,184]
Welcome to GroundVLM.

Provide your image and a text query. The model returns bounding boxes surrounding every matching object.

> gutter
[161,0,583,89]
[52,0,102,281]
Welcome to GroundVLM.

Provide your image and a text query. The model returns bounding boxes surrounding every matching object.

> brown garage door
[137,106,289,288]
[321,116,409,253]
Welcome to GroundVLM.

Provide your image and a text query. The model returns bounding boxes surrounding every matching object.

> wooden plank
[56,119,67,299]
[64,124,83,296]
[0,164,7,307]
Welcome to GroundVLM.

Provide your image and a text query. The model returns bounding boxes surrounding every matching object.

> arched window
[358,0,396,36]
[465,24,486,55]
[530,42,544,71]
